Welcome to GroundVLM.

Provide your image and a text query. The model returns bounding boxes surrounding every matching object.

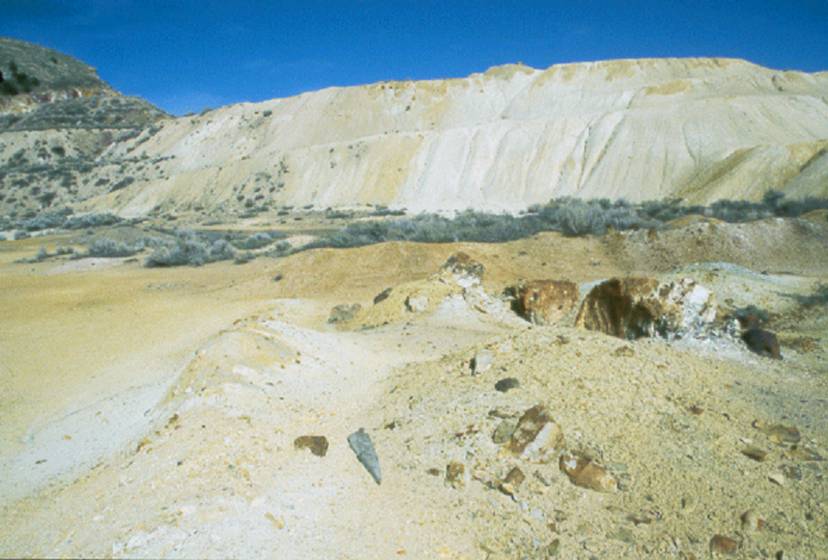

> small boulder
[471,349,494,375]
[328,303,361,324]
[294,435,329,457]
[742,328,781,359]
[575,277,716,339]
[507,405,564,463]
[494,377,520,392]
[441,252,484,286]
[511,280,579,325]
[709,535,739,555]
[559,453,617,492]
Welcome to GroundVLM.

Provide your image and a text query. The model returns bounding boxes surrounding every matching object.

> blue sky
[2,1,827,115]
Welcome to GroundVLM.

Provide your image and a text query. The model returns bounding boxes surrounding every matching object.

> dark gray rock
[495,377,520,392]
[347,428,381,484]
[742,328,781,359]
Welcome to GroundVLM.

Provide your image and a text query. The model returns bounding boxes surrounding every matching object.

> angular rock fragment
[492,418,518,444]
[498,466,525,497]
[494,377,520,393]
[507,405,564,463]
[575,277,716,339]
[559,453,617,492]
[373,287,392,304]
[293,435,329,457]
[511,279,579,325]
[347,428,381,484]
[445,461,465,489]
[741,510,765,532]
[742,328,781,359]
[741,445,767,462]
[709,534,739,555]
[471,349,494,375]
[327,303,362,324]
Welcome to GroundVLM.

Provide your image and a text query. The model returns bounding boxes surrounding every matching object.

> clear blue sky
[2,1,827,115]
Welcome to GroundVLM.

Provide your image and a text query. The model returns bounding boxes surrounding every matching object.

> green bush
[86,238,144,258]
[145,231,236,267]
[232,231,283,250]
[307,191,828,250]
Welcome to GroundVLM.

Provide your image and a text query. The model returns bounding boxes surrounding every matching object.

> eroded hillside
[2,40,828,221]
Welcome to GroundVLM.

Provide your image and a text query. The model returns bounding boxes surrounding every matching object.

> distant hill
[1,37,827,221]
[0,38,167,217]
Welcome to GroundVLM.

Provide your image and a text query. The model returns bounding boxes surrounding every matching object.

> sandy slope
[73,58,828,217]
[0,219,826,558]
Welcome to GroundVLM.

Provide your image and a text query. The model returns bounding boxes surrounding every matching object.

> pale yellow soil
[0,218,826,559]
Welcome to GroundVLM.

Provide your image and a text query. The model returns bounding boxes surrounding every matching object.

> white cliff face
[92,58,828,216]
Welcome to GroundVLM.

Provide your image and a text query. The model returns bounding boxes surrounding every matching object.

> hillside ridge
[1,39,827,220]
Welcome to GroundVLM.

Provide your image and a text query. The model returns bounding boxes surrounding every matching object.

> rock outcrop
[575,277,717,339]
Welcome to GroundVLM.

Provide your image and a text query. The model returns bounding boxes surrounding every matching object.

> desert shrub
[234,251,255,264]
[64,213,122,230]
[266,240,293,257]
[19,208,73,231]
[17,245,55,263]
[232,231,283,250]
[325,210,353,220]
[86,238,144,258]
[314,192,828,250]
[559,201,607,236]
[145,231,236,267]
[110,177,135,192]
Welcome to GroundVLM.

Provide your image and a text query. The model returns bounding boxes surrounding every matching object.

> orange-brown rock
[559,453,617,492]
[575,277,717,339]
[507,404,564,463]
[512,280,579,325]
[574,277,660,338]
